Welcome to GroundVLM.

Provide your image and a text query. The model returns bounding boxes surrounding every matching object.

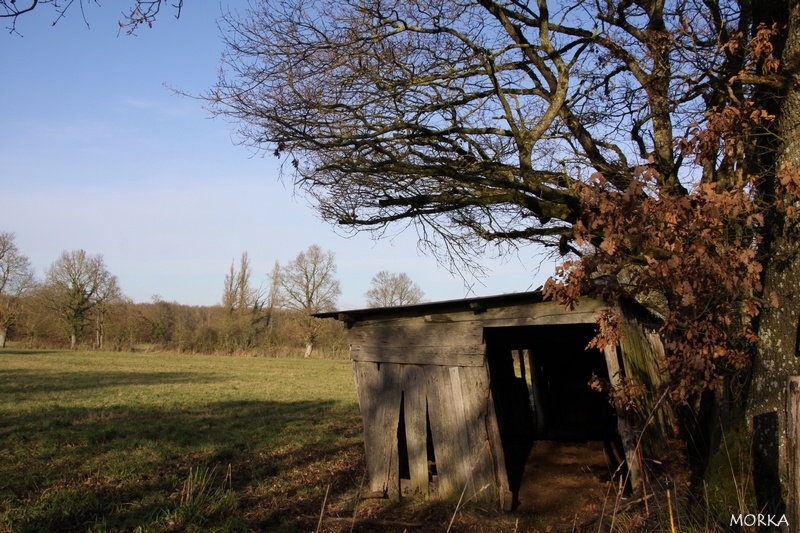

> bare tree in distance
[278,245,340,357]
[222,251,264,315]
[44,250,122,349]
[221,251,267,353]
[264,259,282,345]
[222,252,270,353]
[364,271,424,308]
[92,272,125,350]
[279,245,340,313]
[0,231,36,348]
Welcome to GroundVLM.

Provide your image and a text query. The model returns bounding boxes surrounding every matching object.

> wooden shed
[316,291,671,510]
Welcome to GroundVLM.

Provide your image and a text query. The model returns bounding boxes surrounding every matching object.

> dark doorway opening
[485,324,621,505]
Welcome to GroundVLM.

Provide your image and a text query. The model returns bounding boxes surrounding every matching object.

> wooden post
[603,344,643,493]
[528,349,546,437]
[787,376,800,530]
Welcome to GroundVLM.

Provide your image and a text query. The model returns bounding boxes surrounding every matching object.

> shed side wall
[347,296,613,507]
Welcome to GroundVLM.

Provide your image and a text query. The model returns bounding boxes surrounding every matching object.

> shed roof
[315,290,557,322]
[316,290,661,329]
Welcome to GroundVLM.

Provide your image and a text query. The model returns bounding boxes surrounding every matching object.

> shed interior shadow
[484,324,620,496]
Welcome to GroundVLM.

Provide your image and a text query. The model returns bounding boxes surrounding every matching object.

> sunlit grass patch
[0,350,362,532]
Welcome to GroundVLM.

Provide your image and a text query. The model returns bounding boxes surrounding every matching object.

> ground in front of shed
[516,440,619,531]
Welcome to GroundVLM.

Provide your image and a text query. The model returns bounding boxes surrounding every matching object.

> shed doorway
[484,324,623,512]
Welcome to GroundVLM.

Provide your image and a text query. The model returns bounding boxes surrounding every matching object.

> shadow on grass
[0,349,61,356]
[0,368,220,397]
[0,359,512,532]
[0,398,365,532]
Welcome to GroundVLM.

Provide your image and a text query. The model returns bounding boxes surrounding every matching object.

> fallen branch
[316,484,330,533]
[616,493,655,514]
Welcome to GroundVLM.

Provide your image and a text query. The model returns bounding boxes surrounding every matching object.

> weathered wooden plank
[457,364,499,504]
[478,312,600,327]
[350,345,486,366]
[348,320,483,348]
[618,317,674,459]
[644,330,674,435]
[483,369,512,510]
[353,361,403,497]
[449,366,475,498]
[402,365,429,497]
[603,344,643,493]
[425,366,460,500]
[388,402,400,499]
[474,299,605,323]
[787,376,800,530]
[352,361,383,495]
[422,365,502,504]
[424,314,454,323]
[351,300,605,327]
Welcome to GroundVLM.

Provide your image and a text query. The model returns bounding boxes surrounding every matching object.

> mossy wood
[317,291,671,510]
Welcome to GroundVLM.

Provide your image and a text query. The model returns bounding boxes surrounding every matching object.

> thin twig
[350,468,367,533]
[638,446,649,517]
[598,469,615,533]
[446,477,471,533]
[316,484,330,533]
[615,386,672,505]
[609,474,624,531]
[445,455,490,533]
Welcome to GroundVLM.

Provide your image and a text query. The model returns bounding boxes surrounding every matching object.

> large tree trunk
[0,326,7,349]
[747,0,800,524]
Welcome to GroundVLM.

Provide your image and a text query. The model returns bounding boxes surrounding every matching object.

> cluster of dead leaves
[545,171,765,404]
[545,18,800,406]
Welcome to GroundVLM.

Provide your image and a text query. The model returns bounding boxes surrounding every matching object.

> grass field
[0,349,368,532]
[0,349,716,532]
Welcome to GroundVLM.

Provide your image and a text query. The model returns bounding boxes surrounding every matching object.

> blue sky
[1,2,553,308]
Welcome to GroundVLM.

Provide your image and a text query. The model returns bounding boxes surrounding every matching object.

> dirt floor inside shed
[516,440,621,531]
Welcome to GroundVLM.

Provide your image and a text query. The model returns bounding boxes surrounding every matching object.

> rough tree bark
[746,0,800,522]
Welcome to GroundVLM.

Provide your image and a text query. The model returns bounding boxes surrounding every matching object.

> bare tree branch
[1,0,182,33]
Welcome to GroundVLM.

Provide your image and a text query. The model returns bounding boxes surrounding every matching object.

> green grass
[1,349,650,532]
[0,349,363,532]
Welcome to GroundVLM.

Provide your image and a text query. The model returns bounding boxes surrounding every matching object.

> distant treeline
[2,234,426,357]
[6,295,348,357]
